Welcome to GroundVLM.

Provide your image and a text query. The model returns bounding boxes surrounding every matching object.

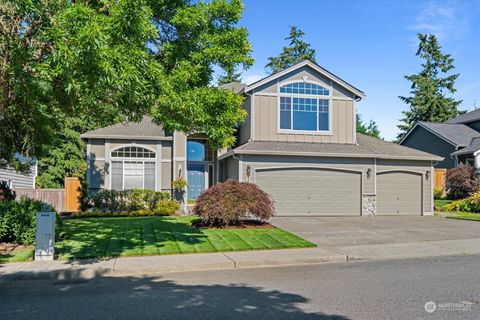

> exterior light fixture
[246,165,251,179]
[426,170,430,180]
[366,168,372,179]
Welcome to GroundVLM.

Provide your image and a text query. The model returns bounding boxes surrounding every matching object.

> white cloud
[409,0,471,41]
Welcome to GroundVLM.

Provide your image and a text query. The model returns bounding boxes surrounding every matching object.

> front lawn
[0,248,34,263]
[446,212,480,222]
[56,216,315,260]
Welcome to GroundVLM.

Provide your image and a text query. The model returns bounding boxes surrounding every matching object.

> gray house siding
[250,66,357,145]
[0,165,37,189]
[401,126,456,168]
[466,120,480,133]
[86,138,171,193]
[237,95,251,145]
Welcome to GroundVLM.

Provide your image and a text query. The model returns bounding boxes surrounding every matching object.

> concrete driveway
[271,216,480,260]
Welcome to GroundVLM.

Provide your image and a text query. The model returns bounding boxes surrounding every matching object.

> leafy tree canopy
[397,33,462,140]
[356,114,381,138]
[265,26,316,74]
[0,0,253,174]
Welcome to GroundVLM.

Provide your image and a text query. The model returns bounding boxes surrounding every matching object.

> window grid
[279,98,330,132]
[111,146,156,158]
[280,82,329,95]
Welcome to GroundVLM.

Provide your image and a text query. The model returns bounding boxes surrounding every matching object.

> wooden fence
[434,168,447,191]
[15,188,65,212]
[15,177,81,213]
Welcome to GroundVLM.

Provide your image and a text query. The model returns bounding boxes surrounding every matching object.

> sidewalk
[330,238,480,261]
[0,247,346,281]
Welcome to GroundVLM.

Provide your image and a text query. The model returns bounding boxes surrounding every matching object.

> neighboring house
[400,109,480,170]
[0,160,37,189]
[81,60,441,216]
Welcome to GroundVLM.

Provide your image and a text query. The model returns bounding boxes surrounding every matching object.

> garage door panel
[377,172,422,215]
[255,168,361,216]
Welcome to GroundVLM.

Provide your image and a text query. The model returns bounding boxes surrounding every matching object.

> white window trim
[277,80,333,135]
[110,144,157,159]
[110,160,157,191]
[277,95,333,135]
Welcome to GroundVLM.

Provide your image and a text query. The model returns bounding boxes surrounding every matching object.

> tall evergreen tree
[397,33,462,140]
[265,26,316,74]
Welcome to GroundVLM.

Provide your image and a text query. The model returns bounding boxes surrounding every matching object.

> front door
[187,164,205,200]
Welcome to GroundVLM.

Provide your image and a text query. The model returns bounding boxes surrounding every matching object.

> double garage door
[255,168,422,216]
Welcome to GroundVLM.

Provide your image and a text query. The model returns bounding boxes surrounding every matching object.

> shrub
[193,180,275,226]
[86,189,171,212]
[0,199,63,245]
[71,201,178,218]
[128,189,170,211]
[0,181,16,201]
[445,165,480,199]
[445,191,480,213]
[154,200,180,215]
[433,188,444,200]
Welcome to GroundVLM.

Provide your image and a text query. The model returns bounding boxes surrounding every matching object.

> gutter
[218,148,443,162]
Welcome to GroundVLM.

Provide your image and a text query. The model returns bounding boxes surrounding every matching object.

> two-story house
[81,60,441,216]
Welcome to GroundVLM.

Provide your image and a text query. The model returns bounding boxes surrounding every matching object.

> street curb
[0,252,347,282]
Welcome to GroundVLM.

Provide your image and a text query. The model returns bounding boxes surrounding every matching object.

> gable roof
[400,121,480,147]
[244,60,365,99]
[445,109,480,124]
[80,116,171,141]
[220,133,442,161]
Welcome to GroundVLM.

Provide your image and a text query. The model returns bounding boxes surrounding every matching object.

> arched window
[110,146,156,191]
[279,82,329,95]
[111,146,155,158]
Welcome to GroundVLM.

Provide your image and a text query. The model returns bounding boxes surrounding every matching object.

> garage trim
[376,169,424,216]
[253,165,364,186]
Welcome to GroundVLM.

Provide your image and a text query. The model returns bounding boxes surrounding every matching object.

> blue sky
[236,0,480,141]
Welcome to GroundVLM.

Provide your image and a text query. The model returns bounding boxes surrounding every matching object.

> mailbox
[35,212,56,261]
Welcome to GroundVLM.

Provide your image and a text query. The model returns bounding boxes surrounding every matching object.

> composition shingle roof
[80,116,171,140]
[220,82,246,94]
[452,137,480,156]
[445,109,480,124]
[223,133,442,161]
[418,121,480,147]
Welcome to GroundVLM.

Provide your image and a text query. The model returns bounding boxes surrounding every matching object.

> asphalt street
[1,254,479,320]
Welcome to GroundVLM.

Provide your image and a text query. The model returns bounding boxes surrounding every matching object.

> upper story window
[111,146,156,158]
[279,82,329,96]
[279,82,331,132]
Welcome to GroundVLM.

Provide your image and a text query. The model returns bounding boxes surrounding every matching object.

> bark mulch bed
[192,219,275,229]
[0,242,32,254]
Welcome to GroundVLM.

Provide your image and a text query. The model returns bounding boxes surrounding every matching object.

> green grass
[0,248,34,263]
[434,199,453,211]
[446,212,480,222]
[55,216,315,260]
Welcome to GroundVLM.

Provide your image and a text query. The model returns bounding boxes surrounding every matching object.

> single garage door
[255,168,361,216]
[376,171,422,215]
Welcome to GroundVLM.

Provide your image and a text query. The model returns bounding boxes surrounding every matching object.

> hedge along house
[82,60,442,216]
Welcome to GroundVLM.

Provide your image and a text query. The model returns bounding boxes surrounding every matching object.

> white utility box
[35,211,56,261]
